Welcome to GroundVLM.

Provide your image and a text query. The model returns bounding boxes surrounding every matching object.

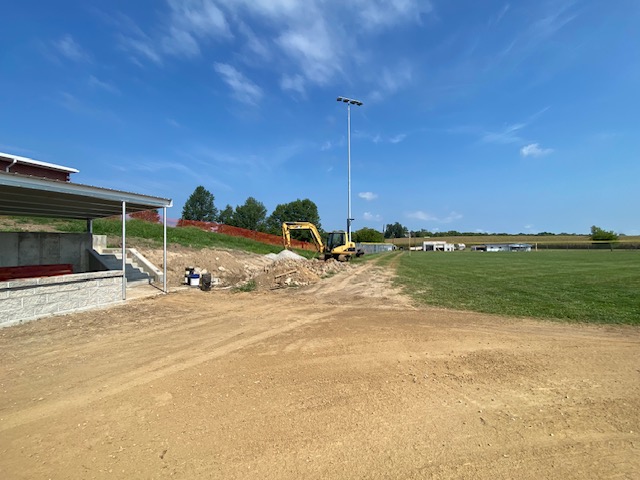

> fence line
[174,219,315,250]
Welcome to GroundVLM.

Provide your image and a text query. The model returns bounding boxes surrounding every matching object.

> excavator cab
[325,231,348,252]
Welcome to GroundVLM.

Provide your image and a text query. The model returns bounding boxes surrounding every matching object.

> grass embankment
[2,217,316,258]
[396,250,640,324]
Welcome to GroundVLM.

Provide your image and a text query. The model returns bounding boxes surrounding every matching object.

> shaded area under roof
[0,171,172,220]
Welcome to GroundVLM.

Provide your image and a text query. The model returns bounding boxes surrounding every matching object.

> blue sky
[2,0,639,234]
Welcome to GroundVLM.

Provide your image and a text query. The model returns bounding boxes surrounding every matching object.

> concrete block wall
[0,271,123,328]
[0,232,93,273]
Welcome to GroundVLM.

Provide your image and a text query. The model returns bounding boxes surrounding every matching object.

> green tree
[352,227,385,243]
[265,199,322,234]
[218,204,234,225]
[182,186,218,222]
[384,222,408,239]
[411,229,432,238]
[590,225,618,241]
[230,197,267,231]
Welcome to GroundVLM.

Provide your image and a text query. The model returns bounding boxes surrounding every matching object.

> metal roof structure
[0,170,172,298]
[0,171,172,219]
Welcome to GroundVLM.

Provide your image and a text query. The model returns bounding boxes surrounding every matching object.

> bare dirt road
[1,258,639,479]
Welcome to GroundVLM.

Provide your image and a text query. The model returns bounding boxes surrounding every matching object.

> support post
[163,207,167,294]
[347,102,352,242]
[86,219,93,233]
[122,201,126,300]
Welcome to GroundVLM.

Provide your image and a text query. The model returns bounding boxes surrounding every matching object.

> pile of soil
[252,257,354,290]
[138,246,353,290]
[138,246,272,288]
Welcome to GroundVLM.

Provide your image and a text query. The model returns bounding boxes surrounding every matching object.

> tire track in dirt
[296,255,413,309]
[0,296,341,433]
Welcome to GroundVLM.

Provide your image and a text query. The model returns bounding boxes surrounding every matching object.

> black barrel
[200,272,212,291]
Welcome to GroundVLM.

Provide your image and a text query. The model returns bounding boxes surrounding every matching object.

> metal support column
[163,206,167,294]
[121,201,126,300]
[347,102,352,242]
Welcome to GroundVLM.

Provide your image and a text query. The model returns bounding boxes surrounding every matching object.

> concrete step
[90,251,152,284]
[100,248,163,284]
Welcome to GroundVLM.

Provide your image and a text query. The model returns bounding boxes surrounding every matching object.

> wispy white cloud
[162,0,231,57]
[407,211,463,223]
[358,192,378,201]
[363,212,382,222]
[88,75,120,94]
[352,0,432,31]
[321,139,344,151]
[280,74,306,95]
[369,62,413,102]
[275,20,343,86]
[109,0,429,98]
[53,35,90,62]
[482,123,526,144]
[118,31,163,65]
[389,134,407,144]
[354,131,408,145]
[490,3,511,26]
[167,118,182,128]
[57,92,121,123]
[115,0,231,64]
[529,2,579,43]
[214,62,262,105]
[237,22,272,62]
[520,143,553,157]
[113,157,232,191]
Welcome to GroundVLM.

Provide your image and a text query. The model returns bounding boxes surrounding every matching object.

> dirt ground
[1,255,639,479]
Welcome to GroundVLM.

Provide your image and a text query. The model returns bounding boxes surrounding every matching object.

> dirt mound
[138,246,353,290]
[138,246,273,288]
[253,257,354,290]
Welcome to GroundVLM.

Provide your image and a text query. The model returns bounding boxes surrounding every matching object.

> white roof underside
[0,171,172,220]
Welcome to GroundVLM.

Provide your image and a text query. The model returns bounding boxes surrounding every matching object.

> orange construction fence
[175,219,315,250]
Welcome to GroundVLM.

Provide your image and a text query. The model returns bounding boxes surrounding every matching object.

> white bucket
[188,274,200,287]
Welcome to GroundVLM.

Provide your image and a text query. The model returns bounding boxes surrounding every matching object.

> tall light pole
[336,96,363,242]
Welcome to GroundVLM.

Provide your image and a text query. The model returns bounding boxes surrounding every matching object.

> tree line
[179,185,388,243]
[181,185,322,236]
[381,221,620,241]
[174,187,623,244]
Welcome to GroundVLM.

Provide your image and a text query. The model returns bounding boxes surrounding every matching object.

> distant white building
[483,244,533,252]
[423,241,455,252]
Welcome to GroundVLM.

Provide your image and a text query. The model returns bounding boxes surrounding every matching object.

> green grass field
[395,250,640,324]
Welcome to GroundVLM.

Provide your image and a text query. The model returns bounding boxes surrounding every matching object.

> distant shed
[423,241,455,252]
[356,243,394,254]
[484,244,533,252]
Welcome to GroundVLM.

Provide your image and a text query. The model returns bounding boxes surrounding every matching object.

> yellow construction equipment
[281,221,363,261]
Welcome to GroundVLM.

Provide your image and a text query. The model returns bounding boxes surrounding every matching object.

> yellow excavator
[281,221,364,262]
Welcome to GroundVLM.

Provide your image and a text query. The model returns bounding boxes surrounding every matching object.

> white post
[121,201,126,300]
[337,96,362,242]
[163,207,167,294]
[347,102,352,242]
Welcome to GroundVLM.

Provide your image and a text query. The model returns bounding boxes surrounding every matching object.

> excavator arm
[282,222,325,253]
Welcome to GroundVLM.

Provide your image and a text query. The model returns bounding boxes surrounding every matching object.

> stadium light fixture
[336,96,363,242]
